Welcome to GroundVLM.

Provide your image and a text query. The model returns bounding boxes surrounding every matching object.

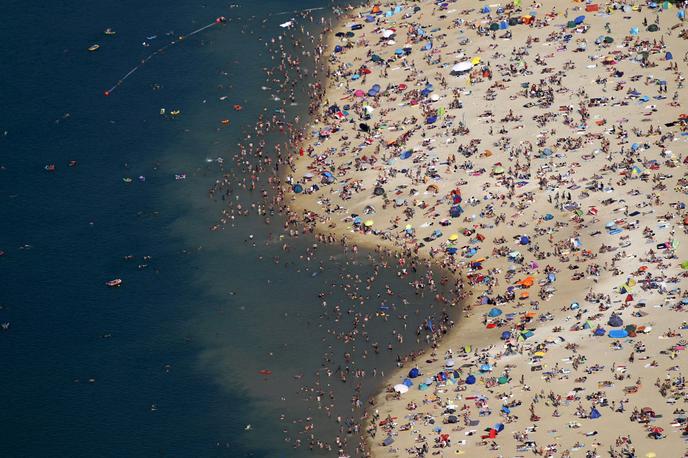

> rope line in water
[104,5,329,97]
[104,17,226,96]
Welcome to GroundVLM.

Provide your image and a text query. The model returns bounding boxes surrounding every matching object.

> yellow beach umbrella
[471,56,481,65]
[449,233,459,241]
[533,351,546,357]
[646,453,656,458]
[364,220,374,227]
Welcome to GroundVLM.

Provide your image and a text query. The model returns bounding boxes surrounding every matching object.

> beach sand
[287,0,688,456]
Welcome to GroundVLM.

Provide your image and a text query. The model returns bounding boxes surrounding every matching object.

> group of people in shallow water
[204,6,465,456]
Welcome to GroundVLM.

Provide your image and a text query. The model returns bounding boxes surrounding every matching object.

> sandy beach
[286,0,688,456]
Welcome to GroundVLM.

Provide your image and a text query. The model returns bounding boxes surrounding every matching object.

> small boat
[68,160,77,167]
[170,110,181,116]
[104,28,116,35]
[221,119,230,125]
[258,369,272,376]
[122,177,133,183]
[88,44,100,52]
[44,164,56,171]
[106,278,122,287]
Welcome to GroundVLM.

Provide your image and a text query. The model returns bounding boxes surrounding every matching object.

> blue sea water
[1,0,458,456]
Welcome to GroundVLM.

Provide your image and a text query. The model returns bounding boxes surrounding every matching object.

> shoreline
[286,0,688,456]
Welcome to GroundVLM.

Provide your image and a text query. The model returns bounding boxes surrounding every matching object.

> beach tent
[574,15,585,25]
[382,436,394,446]
[449,205,464,217]
[292,183,303,193]
[666,52,673,61]
[590,407,602,419]
[393,383,409,393]
[594,327,606,336]
[500,331,511,340]
[488,307,502,317]
[521,330,534,340]
[608,314,624,327]
[465,374,476,385]
[402,378,413,387]
[608,329,628,338]
[408,367,420,378]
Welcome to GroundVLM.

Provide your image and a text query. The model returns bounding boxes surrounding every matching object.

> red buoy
[104,91,110,97]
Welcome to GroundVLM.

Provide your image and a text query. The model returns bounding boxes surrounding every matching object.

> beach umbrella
[630,26,639,36]
[500,331,511,340]
[400,150,413,160]
[382,29,395,38]
[465,374,476,385]
[373,186,385,196]
[448,233,459,241]
[445,359,455,368]
[647,24,660,32]
[393,383,409,394]
[574,15,585,25]
[492,165,505,175]
[498,375,509,385]
[489,22,500,31]
[371,54,382,62]
[408,368,420,378]
[292,183,303,193]
[665,51,673,60]
[353,89,365,97]
[449,205,463,217]
[364,220,374,227]
[382,436,395,446]
[479,364,492,372]
[519,235,530,245]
